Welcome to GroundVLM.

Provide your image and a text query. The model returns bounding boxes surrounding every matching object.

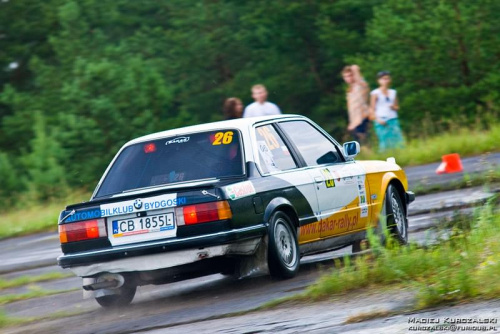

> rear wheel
[267,211,299,279]
[95,282,136,308]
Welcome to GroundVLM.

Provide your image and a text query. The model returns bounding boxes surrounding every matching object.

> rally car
[57,115,414,307]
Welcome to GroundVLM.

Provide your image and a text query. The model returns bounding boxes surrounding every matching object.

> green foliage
[0,190,89,237]
[23,112,67,201]
[0,286,77,305]
[358,123,500,166]
[0,0,499,202]
[0,272,73,290]
[0,153,22,206]
[349,0,500,136]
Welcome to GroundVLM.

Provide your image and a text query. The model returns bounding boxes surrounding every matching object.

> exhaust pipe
[83,273,125,291]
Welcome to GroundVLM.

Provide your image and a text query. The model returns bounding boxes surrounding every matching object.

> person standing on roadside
[342,65,370,143]
[243,84,281,118]
[223,97,244,120]
[369,71,404,151]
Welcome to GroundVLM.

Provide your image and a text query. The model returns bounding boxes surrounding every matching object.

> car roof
[126,114,307,146]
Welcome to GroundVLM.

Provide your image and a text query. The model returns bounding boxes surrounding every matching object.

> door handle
[314,176,323,183]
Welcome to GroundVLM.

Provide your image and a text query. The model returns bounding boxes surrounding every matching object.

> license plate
[112,213,175,238]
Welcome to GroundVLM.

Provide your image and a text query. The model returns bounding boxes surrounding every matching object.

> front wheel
[267,211,299,279]
[383,184,408,244]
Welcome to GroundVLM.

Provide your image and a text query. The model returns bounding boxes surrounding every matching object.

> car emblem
[134,199,143,210]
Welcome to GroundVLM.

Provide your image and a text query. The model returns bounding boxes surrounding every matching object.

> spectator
[243,84,281,118]
[369,71,404,151]
[342,65,370,143]
[223,97,244,120]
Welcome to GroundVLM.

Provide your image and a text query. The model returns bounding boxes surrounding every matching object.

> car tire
[267,211,299,279]
[382,184,408,245]
[95,283,136,308]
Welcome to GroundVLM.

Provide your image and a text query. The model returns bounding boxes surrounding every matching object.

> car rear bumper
[58,224,267,270]
[70,237,262,277]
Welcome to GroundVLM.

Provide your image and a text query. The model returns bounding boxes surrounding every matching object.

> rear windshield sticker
[165,137,190,145]
[212,131,234,145]
[225,181,256,200]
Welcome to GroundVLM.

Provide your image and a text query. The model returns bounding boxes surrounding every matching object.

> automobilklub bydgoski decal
[64,193,187,223]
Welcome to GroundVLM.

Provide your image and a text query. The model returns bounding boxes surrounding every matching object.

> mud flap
[236,236,270,279]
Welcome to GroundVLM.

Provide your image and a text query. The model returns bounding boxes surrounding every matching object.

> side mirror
[343,141,360,158]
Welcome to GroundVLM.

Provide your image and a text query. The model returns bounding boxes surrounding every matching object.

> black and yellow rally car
[57,115,414,307]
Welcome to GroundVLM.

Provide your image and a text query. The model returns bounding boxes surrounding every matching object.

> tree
[350,0,500,135]
[23,112,67,201]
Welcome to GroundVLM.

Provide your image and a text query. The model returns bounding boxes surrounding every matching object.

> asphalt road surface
[1,154,498,334]
[404,151,500,189]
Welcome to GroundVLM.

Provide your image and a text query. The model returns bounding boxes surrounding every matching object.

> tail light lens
[59,219,107,243]
[176,201,232,226]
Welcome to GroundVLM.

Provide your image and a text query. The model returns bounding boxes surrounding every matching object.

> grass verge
[0,286,79,305]
[0,309,90,329]
[0,191,90,239]
[344,310,393,324]
[0,272,74,290]
[358,124,500,167]
[279,198,500,310]
[412,171,500,196]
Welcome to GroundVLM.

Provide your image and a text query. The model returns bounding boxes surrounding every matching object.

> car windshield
[95,130,244,198]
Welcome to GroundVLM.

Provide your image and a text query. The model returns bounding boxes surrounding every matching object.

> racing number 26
[213,131,234,145]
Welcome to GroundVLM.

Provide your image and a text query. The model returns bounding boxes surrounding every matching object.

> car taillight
[59,219,107,244]
[175,201,232,226]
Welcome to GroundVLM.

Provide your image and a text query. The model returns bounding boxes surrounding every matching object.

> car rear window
[95,130,244,198]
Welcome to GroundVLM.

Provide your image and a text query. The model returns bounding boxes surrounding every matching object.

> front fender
[367,170,409,224]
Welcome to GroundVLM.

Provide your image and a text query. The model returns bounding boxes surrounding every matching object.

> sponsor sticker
[100,194,186,217]
[356,175,368,206]
[360,195,366,204]
[258,141,279,172]
[361,205,369,218]
[343,176,356,184]
[225,181,256,200]
[321,168,336,188]
[65,208,102,222]
[165,137,189,145]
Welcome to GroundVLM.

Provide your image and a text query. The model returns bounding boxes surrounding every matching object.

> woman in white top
[369,71,404,151]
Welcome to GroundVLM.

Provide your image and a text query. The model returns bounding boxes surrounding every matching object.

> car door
[253,123,321,243]
[277,120,369,239]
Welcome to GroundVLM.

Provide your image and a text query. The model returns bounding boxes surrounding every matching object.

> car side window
[279,121,342,166]
[255,124,297,173]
